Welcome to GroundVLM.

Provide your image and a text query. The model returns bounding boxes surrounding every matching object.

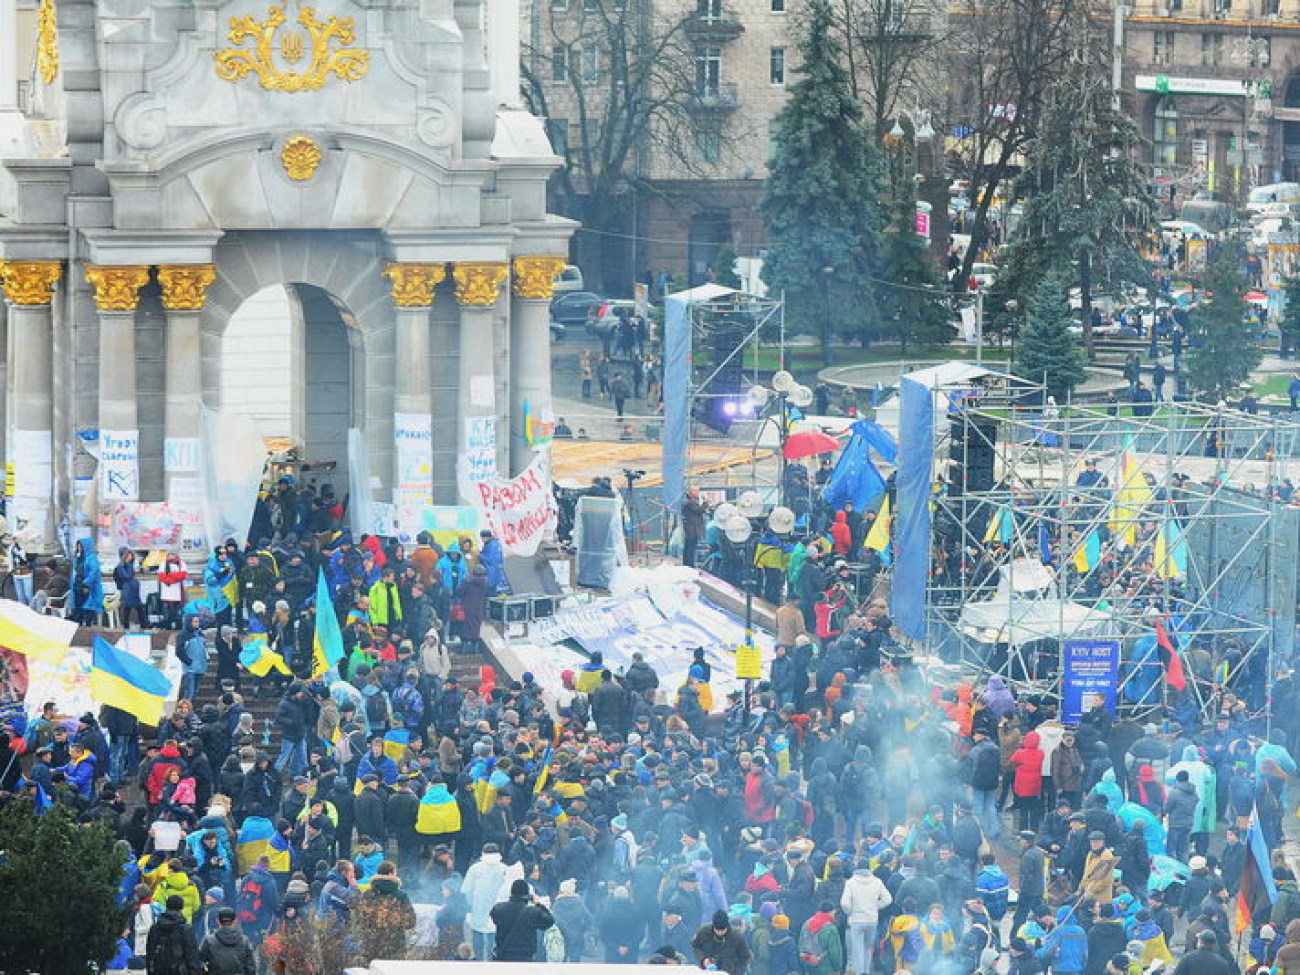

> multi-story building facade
[1122,0,1299,198]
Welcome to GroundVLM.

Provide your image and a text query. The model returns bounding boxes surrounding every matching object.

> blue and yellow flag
[983,503,1013,544]
[240,617,291,678]
[866,495,892,565]
[1072,528,1102,573]
[476,767,510,814]
[90,636,171,724]
[1153,519,1188,580]
[534,745,554,794]
[416,783,462,835]
[236,816,277,874]
[383,728,411,763]
[312,569,345,678]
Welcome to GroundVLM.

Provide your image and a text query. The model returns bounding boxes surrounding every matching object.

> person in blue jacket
[356,736,399,786]
[71,540,104,625]
[113,547,145,629]
[479,530,508,594]
[54,741,98,799]
[1037,905,1088,975]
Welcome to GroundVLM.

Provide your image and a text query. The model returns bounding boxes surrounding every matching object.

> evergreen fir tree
[0,804,127,975]
[1014,273,1088,401]
[758,0,884,365]
[714,244,742,289]
[1185,245,1261,401]
[876,199,953,353]
[986,25,1156,357]
[1281,275,1300,358]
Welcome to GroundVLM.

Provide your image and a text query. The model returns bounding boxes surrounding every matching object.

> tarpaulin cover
[891,377,933,640]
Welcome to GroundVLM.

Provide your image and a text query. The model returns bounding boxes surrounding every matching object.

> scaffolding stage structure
[918,369,1300,725]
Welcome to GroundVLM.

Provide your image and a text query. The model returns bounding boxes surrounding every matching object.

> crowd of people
[0,492,1297,975]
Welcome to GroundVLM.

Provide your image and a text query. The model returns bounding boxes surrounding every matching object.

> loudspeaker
[487,597,532,623]
[948,415,998,495]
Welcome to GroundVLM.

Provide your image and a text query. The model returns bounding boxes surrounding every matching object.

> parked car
[586,299,637,339]
[550,291,602,339]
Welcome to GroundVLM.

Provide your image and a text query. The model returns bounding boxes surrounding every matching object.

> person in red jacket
[1009,731,1045,832]
[830,510,853,555]
[744,754,776,823]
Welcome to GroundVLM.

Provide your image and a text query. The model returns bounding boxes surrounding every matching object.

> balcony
[688,82,741,112]
[685,6,745,42]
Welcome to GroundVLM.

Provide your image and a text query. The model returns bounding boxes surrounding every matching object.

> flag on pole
[312,569,345,678]
[1072,529,1102,573]
[1153,520,1188,580]
[1154,618,1187,692]
[1109,449,1152,547]
[1038,521,1053,566]
[866,496,893,565]
[983,504,1013,544]
[1236,811,1278,932]
[0,599,76,664]
[534,745,554,794]
[89,636,171,725]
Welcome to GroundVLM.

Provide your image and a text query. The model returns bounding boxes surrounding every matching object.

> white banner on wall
[163,437,201,474]
[457,415,497,501]
[100,429,140,502]
[394,412,433,509]
[465,448,556,556]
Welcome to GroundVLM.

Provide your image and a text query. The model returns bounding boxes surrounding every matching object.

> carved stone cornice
[511,256,567,301]
[157,265,216,311]
[0,261,62,306]
[452,261,508,307]
[84,265,150,312]
[383,262,447,308]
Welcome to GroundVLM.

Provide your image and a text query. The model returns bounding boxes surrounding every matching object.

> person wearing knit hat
[490,878,555,961]
[773,914,790,930]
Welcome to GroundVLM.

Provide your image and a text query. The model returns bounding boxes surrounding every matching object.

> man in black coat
[966,730,1003,838]
[1170,930,1235,975]
[590,671,626,735]
[354,774,388,847]
[691,910,752,975]
[490,879,555,961]
[1085,903,1130,975]
[1012,831,1047,934]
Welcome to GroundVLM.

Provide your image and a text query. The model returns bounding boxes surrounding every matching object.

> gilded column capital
[85,265,150,312]
[158,264,216,311]
[511,256,567,300]
[452,261,509,307]
[383,262,447,308]
[0,261,62,305]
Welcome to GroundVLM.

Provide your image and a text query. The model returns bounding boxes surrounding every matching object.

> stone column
[158,264,214,516]
[510,256,565,474]
[382,262,443,517]
[0,0,16,110]
[453,261,508,502]
[0,260,61,550]
[85,265,149,509]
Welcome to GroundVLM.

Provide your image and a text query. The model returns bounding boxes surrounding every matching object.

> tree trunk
[1079,248,1095,362]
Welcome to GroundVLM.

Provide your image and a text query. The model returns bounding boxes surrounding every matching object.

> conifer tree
[1186,246,1261,401]
[1014,273,1088,401]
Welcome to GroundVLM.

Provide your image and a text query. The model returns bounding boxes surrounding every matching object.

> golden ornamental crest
[36,0,58,86]
[213,4,370,93]
[281,135,323,180]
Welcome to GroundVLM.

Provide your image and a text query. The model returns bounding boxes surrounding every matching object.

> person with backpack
[797,901,844,975]
[197,906,255,975]
[146,894,201,975]
[490,878,556,961]
[234,855,281,946]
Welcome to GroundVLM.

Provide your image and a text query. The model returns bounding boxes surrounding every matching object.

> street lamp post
[755,370,813,510]
[724,501,795,720]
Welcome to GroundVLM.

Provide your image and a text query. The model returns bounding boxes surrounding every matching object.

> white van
[552,264,585,293]
[1247,183,1300,214]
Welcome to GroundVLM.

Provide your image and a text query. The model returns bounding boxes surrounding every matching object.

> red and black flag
[1154,618,1187,692]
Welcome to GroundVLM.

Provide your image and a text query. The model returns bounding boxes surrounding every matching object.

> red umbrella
[1243,290,1267,303]
[783,430,843,459]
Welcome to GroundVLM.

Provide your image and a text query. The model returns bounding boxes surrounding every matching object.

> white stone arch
[201,230,397,495]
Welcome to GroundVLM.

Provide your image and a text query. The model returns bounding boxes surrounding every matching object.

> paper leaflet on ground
[17,633,183,725]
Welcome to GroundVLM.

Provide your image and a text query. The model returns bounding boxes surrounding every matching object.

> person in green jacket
[798,902,844,975]
[368,568,405,634]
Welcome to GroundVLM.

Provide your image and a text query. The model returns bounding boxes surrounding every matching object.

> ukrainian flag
[415,782,462,835]
[236,816,277,874]
[240,617,291,678]
[90,636,171,724]
[477,767,510,814]
[983,503,1014,544]
[1153,519,1188,580]
[0,598,76,664]
[312,569,345,678]
[866,496,892,565]
[533,745,554,794]
[1109,448,1152,547]
[383,728,411,763]
[1072,529,1102,574]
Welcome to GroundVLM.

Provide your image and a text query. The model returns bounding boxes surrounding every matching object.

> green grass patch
[1252,374,1293,400]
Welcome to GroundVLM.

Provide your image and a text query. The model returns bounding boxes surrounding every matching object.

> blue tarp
[891,377,933,641]
[822,419,897,511]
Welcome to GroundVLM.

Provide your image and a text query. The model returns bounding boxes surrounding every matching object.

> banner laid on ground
[465,449,555,556]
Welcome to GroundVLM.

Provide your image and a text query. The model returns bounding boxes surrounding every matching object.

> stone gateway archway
[0,0,574,550]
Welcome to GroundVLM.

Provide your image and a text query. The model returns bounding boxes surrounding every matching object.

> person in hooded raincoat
[72,539,105,624]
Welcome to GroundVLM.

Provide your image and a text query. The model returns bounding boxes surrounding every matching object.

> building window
[698,0,724,20]
[1154,97,1178,172]
[583,0,600,9]
[695,126,722,163]
[696,46,722,97]
[1153,31,1174,66]
[771,0,785,11]
[580,45,599,84]
[1201,32,1222,67]
[770,47,786,86]
[551,45,569,82]
[551,0,569,9]
[1263,0,1280,13]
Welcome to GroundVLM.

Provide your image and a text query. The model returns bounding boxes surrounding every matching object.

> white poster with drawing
[456,416,497,501]
[100,429,140,502]
[394,412,433,509]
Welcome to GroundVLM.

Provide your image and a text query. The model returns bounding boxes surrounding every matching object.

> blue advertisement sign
[1062,639,1120,724]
